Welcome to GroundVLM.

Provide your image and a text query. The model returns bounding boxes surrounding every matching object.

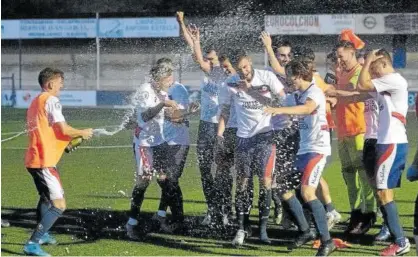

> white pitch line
[2,144,199,150]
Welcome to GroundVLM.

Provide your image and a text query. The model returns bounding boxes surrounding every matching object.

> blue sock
[285,195,309,232]
[307,199,331,242]
[383,201,405,246]
[36,199,51,223]
[30,206,63,243]
[324,202,335,213]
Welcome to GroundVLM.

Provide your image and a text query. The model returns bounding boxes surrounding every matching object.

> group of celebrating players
[22,11,418,257]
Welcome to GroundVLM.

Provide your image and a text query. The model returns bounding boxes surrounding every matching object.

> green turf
[1,108,417,256]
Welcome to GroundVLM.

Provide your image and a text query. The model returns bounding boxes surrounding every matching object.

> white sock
[128,217,138,226]
[157,210,166,218]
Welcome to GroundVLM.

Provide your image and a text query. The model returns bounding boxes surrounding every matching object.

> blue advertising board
[1,17,179,39]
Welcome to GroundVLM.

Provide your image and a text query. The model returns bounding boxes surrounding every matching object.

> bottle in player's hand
[65,137,83,153]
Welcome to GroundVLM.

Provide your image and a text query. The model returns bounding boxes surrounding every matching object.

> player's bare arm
[264,98,317,116]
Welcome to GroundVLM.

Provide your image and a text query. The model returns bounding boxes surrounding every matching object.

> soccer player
[357,49,410,256]
[265,60,335,256]
[220,49,285,245]
[150,58,195,233]
[125,61,180,239]
[335,40,377,234]
[24,68,93,256]
[261,32,299,227]
[177,12,229,224]
[212,53,237,227]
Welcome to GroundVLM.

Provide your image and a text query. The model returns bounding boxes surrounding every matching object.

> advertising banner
[19,19,97,39]
[266,13,418,35]
[99,17,179,38]
[14,90,96,108]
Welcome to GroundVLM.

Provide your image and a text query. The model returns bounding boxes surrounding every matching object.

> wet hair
[293,46,315,62]
[326,50,338,64]
[204,44,217,55]
[156,57,173,66]
[356,48,367,59]
[336,40,356,50]
[38,68,64,88]
[150,61,173,82]
[229,48,249,67]
[285,60,314,82]
[273,39,292,49]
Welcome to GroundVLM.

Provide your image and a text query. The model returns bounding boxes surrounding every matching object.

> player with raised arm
[335,40,377,234]
[24,68,93,256]
[357,49,410,256]
[220,49,285,246]
[177,12,230,225]
[265,60,335,256]
[125,61,180,240]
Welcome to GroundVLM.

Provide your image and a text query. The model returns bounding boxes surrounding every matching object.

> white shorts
[296,153,327,187]
[133,142,169,183]
[27,167,64,200]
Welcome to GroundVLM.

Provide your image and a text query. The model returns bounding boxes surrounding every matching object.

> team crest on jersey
[137,91,150,101]
[55,102,62,110]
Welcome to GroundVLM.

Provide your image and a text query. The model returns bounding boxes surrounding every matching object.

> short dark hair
[229,48,249,67]
[336,40,355,50]
[285,60,313,82]
[204,44,217,55]
[326,50,337,63]
[156,57,173,66]
[38,68,64,88]
[292,46,315,62]
[273,38,292,49]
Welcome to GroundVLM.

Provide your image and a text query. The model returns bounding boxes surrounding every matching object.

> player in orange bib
[335,40,377,235]
[23,68,93,256]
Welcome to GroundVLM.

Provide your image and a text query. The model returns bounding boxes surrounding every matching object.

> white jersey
[45,95,66,125]
[199,66,228,123]
[218,81,237,128]
[134,82,166,147]
[271,93,293,130]
[372,73,408,144]
[164,82,190,146]
[364,92,379,139]
[297,84,331,156]
[223,69,284,138]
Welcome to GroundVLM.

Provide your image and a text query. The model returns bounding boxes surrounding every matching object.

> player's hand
[164,99,179,110]
[187,24,200,42]
[81,128,93,140]
[327,97,338,108]
[366,49,384,63]
[237,80,251,92]
[188,102,200,114]
[176,11,184,23]
[264,106,282,116]
[260,31,272,48]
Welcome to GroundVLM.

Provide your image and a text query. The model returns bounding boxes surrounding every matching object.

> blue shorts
[296,152,327,187]
[235,131,275,180]
[375,143,408,189]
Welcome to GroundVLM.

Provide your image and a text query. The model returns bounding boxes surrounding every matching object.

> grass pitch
[1,107,417,256]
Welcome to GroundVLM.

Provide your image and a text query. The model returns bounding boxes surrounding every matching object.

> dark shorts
[165,144,190,180]
[215,127,237,166]
[27,167,64,200]
[235,131,275,179]
[414,194,418,235]
[197,120,218,152]
[363,138,377,184]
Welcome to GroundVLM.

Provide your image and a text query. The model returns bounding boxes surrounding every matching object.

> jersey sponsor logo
[242,101,264,110]
[137,91,150,101]
[55,101,62,110]
[310,165,321,185]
